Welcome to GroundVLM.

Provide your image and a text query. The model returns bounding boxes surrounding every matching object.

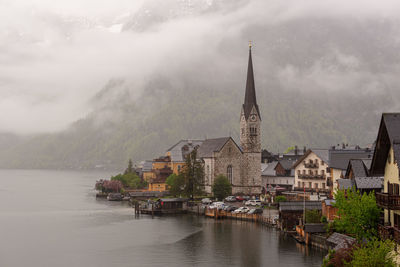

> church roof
[243,46,261,120]
[197,137,240,158]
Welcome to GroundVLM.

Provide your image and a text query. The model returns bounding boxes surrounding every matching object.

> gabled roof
[327,233,356,250]
[370,113,400,176]
[262,161,278,176]
[279,159,295,170]
[293,149,329,168]
[337,178,355,190]
[329,149,373,170]
[197,137,241,158]
[242,46,261,120]
[354,177,383,189]
[345,159,370,178]
[166,139,204,162]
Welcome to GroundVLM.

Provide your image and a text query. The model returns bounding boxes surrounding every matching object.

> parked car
[225,206,237,212]
[242,196,251,201]
[233,207,250,214]
[225,196,236,202]
[248,208,263,214]
[245,200,252,206]
[201,198,212,205]
[250,200,262,206]
[209,202,225,210]
[236,196,244,201]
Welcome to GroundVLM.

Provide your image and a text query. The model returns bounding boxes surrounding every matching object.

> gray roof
[363,159,372,170]
[327,233,356,250]
[279,159,295,170]
[262,161,278,176]
[348,159,369,177]
[197,137,238,158]
[167,140,204,162]
[384,113,400,144]
[279,201,322,211]
[330,149,373,170]
[142,161,153,172]
[337,179,355,190]
[355,177,383,189]
[313,149,330,164]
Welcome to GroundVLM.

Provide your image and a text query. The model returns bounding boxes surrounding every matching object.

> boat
[107,193,123,201]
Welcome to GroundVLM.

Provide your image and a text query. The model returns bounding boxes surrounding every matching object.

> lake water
[0,169,324,267]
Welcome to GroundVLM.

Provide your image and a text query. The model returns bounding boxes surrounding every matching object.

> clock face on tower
[250,114,257,122]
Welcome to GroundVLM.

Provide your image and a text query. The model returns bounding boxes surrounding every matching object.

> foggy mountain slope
[1,1,400,169]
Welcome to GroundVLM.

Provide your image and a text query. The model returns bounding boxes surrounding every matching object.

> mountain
[0,1,399,170]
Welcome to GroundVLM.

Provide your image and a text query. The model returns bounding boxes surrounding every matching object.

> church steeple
[243,42,261,120]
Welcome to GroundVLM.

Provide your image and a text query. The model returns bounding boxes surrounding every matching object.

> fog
[1,0,400,134]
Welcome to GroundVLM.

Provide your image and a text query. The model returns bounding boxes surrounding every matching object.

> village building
[370,113,400,243]
[198,44,262,195]
[261,161,294,191]
[293,149,330,195]
[329,145,373,192]
[337,158,383,195]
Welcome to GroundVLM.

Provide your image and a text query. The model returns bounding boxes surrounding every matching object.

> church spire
[243,41,261,120]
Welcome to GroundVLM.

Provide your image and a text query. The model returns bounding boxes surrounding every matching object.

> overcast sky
[1,0,400,134]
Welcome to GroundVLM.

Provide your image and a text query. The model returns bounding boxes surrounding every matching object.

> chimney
[303,146,306,153]
[342,143,345,149]
[295,145,298,155]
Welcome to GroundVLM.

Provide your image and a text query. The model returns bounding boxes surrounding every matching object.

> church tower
[240,42,262,194]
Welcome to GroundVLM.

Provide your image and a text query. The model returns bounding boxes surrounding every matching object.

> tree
[348,239,395,267]
[102,180,122,193]
[124,159,134,174]
[334,188,381,240]
[305,209,321,223]
[111,172,147,189]
[181,149,204,199]
[275,195,287,203]
[212,175,232,200]
[166,173,185,196]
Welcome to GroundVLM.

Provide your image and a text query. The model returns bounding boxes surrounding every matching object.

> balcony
[304,162,319,168]
[376,192,400,210]
[378,224,400,244]
[298,174,325,180]
[293,187,329,193]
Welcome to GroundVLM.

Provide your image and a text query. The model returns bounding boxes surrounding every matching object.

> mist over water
[0,169,324,267]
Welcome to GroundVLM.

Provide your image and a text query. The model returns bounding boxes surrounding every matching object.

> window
[309,182,312,188]
[302,182,305,188]
[309,170,312,175]
[303,170,306,174]
[315,170,318,175]
[309,159,313,164]
[321,161,325,166]
[322,183,325,189]
[227,165,233,184]
[315,183,318,189]
[315,159,319,165]
[298,181,301,187]
[297,170,300,175]
[321,170,325,175]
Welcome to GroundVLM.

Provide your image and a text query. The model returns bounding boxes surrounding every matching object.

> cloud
[1,0,400,134]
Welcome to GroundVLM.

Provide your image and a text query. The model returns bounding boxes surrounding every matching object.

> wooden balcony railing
[304,162,319,168]
[378,224,400,244]
[298,174,325,180]
[376,192,400,210]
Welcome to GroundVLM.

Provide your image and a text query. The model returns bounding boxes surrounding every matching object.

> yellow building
[371,113,400,243]
[147,167,173,192]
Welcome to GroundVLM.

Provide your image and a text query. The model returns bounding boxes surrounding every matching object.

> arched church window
[227,165,233,184]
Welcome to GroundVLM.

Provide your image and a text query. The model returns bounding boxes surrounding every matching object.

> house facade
[371,113,400,243]
[293,149,330,195]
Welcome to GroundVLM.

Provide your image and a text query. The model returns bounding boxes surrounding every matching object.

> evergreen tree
[124,159,134,174]
[181,149,204,199]
[212,175,232,200]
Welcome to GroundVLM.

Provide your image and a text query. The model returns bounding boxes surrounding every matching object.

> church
[198,43,262,195]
